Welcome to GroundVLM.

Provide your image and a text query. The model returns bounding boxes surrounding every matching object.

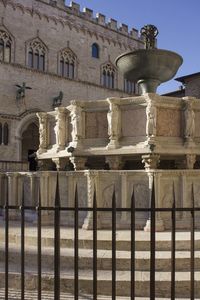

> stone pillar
[105,155,123,170]
[69,156,87,171]
[144,172,165,232]
[82,171,100,229]
[0,173,6,218]
[107,98,121,149]
[183,97,195,145]
[7,173,21,220]
[39,172,57,224]
[54,107,67,151]
[142,154,160,170]
[37,112,49,154]
[67,101,84,148]
[52,157,69,171]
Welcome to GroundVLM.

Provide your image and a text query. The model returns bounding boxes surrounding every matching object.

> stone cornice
[1,0,143,50]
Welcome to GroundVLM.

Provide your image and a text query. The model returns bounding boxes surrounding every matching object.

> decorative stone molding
[107,98,121,149]
[69,156,87,170]
[36,112,48,154]
[142,154,160,170]
[54,107,67,151]
[105,155,122,170]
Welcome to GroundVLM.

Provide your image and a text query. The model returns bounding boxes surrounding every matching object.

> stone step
[0,289,192,300]
[0,244,200,272]
[1,226,200,251]
[0,265,199,298]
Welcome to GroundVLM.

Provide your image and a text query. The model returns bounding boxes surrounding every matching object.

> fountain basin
[116,49,183,94]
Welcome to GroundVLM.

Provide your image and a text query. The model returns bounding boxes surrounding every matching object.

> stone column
[69,156,87,171]
[37,112,49,154]
[105,155,123,170]
[67,101,84,148]
[54,107,67,151]
[107,98,121,149]
[0,173,6,218]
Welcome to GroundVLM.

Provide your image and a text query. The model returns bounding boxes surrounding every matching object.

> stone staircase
[0,223,199,299]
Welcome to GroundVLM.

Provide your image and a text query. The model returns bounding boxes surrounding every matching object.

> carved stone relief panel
[121,108,146,137]
[194,111,200,138]
[157,108,182,137]
[85,111,108,138]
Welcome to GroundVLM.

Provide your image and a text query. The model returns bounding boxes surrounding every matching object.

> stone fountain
[35,25,200,231]
[116,24,183,94]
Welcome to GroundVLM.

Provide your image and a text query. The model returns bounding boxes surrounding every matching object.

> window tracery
[59,48,76,79]
[0,30,12,63]
[102,63,115,89]
[27,40,46,71]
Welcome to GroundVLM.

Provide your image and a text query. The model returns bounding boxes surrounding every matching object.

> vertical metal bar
[112,188,116,300]
[131,188,135,300]
[190,184,195,300]
[54,173,60,300]
[5,177,9,300]
[21,183,25,300]
[37,184,42,300]
[171,182,176,300]
[74,184,79,300]
[93,188,97,300]
[150,177,155,300]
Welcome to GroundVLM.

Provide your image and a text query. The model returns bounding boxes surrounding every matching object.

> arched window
[59,48,76,79]
[124,78,137,94]
[27,40,46,71]
[3,123,9,145]
[92,43,99,58]
[0,30,12,63]
[102,63,116,89]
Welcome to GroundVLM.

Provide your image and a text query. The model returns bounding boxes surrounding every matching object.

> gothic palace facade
[0,0,143,168]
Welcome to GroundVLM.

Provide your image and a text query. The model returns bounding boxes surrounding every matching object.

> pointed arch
[0,28,12,63]
[26,37,47,71]
[101,62,117,89]
[58,47,77,79]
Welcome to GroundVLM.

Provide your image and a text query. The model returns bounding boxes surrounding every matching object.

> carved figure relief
[184,102,195,139]
[37,113,48,150]
[70,104,82,142]
[54,110,66,148]
[146,102,156,137]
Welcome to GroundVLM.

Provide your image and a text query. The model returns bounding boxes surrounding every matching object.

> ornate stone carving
[54,107,66,151]
[107,99,121,148]
[105,155,122,170]
[52,157,68,171]
[37,112,48,153]
[186,154,196,169]
[69,156,87,170]
[142,154,160,170]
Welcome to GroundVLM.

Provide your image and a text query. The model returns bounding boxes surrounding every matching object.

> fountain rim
[115,48,183,66]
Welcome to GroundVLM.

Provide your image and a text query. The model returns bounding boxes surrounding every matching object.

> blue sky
[65,0,199,94]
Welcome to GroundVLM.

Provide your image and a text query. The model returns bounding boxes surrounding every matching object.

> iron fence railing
[0,174,200,299]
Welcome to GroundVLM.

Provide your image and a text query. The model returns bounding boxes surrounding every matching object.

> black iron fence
[0,174,200,299]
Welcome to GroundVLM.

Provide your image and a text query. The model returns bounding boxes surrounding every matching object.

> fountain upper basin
[116,49,183,94]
